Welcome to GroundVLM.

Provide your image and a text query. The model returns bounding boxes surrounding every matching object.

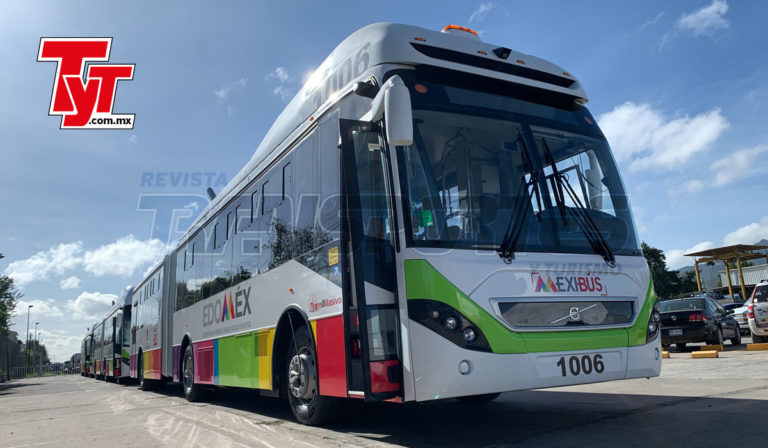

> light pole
[24,305,33,369]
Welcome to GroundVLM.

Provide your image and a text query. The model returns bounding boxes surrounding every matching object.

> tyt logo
[37,38,135,129]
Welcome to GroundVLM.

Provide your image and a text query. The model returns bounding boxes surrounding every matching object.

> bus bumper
[408,323,661,402]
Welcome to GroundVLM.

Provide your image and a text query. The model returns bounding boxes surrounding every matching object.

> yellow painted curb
[691,350,719,358]
[661,351,670,358]
[700,344,724,351]
[747,343,768,351]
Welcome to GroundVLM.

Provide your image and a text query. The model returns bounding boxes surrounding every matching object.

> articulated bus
[94,287,133,383]
[80,332,92,376]
[99,23,660,425]
[91,321,103,379]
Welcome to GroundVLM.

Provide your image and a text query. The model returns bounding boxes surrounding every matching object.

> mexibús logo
[37,38,135,129]
[531,272,606,295]
[203,287,252,327]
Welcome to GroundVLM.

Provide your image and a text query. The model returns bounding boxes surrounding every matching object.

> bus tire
[285,326,337,426]
[456,393,502,403]
[182,345,205,402]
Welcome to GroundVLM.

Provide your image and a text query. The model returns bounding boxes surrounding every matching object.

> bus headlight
[646,305,661,342]
[408,299,491,352]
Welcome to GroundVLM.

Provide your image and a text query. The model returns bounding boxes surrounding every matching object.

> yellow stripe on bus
[255,329,276,390]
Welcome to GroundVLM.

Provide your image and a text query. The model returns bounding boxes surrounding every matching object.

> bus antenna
[206,187,216,201]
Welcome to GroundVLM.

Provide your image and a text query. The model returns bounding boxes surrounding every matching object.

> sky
[1,0,767,361]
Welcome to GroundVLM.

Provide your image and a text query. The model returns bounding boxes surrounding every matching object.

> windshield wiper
[498,133,542,262]
[540,137,616,267]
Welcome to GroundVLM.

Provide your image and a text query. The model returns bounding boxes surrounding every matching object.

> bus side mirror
[370,75,413,147]
[584,168,603,210]
[384,83,413,147]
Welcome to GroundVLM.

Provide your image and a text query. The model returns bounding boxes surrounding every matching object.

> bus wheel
[182,345,205,402]
[286,326,337,426]
[456,393,502,403]
[138,354,152,391]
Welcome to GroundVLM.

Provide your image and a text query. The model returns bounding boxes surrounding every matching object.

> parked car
[748,280,768,343]
[729,300,752,335]
[659,297,741,350]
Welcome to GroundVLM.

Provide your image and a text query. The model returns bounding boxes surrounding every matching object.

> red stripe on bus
[144,349,162,380]
[193,340,215,384]
[314,315,347,397]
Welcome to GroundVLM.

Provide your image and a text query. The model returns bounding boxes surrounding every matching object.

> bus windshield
[396,74,641,256]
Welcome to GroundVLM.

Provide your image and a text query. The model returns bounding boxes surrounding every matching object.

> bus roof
[180,22,586,244]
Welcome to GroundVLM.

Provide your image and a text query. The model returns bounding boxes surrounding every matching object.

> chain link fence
[10,364,82,379]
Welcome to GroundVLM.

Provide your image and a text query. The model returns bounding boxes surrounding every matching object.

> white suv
[747,280,768,343]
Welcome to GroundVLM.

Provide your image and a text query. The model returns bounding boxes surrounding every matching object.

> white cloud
[710,145,768,187]
[677,0,730,36]
[272,85,295,100]
[127,134,138,144]
[680,145,768,194]
[3,236,167,286]
[83,235,167,277]
[658,1,729,51]
[684,179,705,193]
[4,242,84,285]
[723,216,768,246]
[66,291,117,321]
[59,276,81,290]
[37,329,86,362]
[664,216,768,268]
[266,67,291,83]
[266,67,296,101]
[17,298,64,319]
[598,102,729,171]
[214,77,248,99]
[666,241,715,269]
[469,2,495,24]
[641,11,665,29]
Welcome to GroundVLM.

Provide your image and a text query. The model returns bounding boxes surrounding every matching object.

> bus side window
[293,135,318,231]
[317,112,340,235]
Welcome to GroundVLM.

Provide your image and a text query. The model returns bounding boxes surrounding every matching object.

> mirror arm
[370,75,406,122]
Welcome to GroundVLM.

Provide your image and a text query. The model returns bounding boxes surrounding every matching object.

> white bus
[80,333,92,376]
[94,287,133,383]
[91,321,103,379]
[125,22,661,425]
[129,262,171,389]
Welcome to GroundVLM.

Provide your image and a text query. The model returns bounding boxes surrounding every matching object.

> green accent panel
[405,259,527,354]
[404,259,654,354]
[217,333,255,388]
[520,328,627,352]
[121,349,130,360]
[628,277,657,346]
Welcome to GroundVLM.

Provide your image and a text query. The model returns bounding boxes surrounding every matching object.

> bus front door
[340,119,402,401]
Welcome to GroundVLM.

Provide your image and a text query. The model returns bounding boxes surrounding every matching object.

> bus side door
[340,119,402,401]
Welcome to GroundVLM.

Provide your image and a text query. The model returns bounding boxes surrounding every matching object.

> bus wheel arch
[272,307,313,398]
[179,334,193,382]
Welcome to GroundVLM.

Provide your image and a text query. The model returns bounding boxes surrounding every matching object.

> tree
[0,274,22,338]
[641,242,697,299]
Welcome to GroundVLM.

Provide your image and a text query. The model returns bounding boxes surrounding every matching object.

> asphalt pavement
[2,340,767,447]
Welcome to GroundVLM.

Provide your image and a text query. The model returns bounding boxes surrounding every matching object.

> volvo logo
[551,303,599,324]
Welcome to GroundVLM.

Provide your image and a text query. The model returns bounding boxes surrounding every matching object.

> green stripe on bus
[404,259,654,354]
[217,332,255,388]
[404,259,527,353]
